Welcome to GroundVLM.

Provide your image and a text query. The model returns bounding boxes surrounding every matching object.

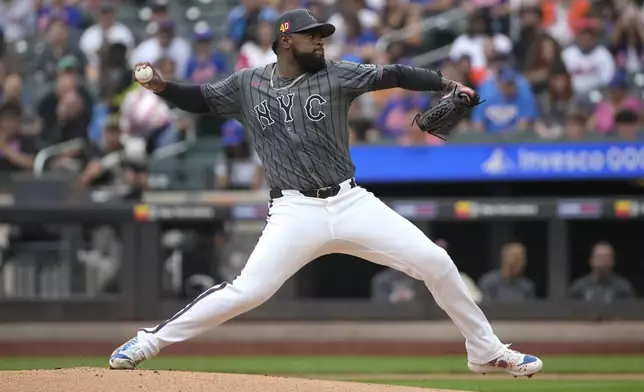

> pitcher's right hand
[133,62,167,93]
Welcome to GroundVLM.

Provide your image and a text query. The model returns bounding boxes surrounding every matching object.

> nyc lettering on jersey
[253,94,327,129]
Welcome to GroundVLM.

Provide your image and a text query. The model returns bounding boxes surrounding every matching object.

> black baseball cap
[272,9,335,51]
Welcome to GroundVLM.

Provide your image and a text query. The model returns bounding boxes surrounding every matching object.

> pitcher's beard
[293,47,326,73]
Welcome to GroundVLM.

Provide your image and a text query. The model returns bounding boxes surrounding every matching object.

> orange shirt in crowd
[541,0,591,32]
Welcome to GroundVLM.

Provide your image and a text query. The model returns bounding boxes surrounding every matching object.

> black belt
[270,178,357,200]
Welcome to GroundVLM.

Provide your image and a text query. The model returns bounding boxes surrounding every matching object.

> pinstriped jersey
[201,60,383,190]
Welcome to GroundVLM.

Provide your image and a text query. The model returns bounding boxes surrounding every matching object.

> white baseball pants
[136,179,505,363]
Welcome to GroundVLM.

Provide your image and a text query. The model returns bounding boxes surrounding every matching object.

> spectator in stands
[0,0,35,44]
[148,0,170,24]
[562,20,616,97]
[570,242,635,302]
[609,8,644,75]
[119,85,179,155]
[535,63,573,139]
[478,242,536,302]
[376,90,431,144]
[591,71,642,134]
[214,119,264,190]
[76,115,147,200]
[225,0,279,50]
[448,10,512,86]
[464,0,511,36]
[98,42,134,107]
[35,18,87,84]
[45,89,92,172]
[79,2,135,82]
[130,20,192,80]
[590,0,619,39]
[88,89,119,145]
[36,0,84,33]
[478,42,512,84]
[542,0,592,47]
[563,111,589,140]
[56,88,89,142]
[327,0,379,60]
[37,60,93,145]
[524,35,564,95]
[185,23,228,83]
[155,56,194,134]
[0,103,36,173]
[1,72,24,108]
[0,27,23,74]
[396,3,426,55]
[1,73,38,134]
[235,19,277,71]
[156,57,178,82]
[188,22,233,137]
[343,14,379,62]
[471,66,538,134]
[379,0,411,36]
[613,109,642,140]
[514,5,551,71]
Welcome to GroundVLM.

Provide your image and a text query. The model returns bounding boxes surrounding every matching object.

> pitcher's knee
[416,243,455,279]
[229,278,278,311]
[245,285,276,308]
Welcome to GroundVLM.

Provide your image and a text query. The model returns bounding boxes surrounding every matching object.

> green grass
[2,355,644,392]
[1,355,644,374]
[363,379,644,392]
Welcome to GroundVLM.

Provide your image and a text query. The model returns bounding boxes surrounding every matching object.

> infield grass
[1,355,643,374]
[1,355,643,391]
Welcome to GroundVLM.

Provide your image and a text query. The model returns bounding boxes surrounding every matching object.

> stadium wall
[1,321,644,356]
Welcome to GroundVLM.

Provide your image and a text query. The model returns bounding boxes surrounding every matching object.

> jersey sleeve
[331,60,384,96]
[201,72,243,118]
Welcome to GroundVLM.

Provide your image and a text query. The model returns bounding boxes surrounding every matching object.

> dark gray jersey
[201,60,383,190]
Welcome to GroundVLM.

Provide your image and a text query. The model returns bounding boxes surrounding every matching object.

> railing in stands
[151,126,197,161]
[33,138,87,177]
[410,46,453,68]
[33,126,197,179]
[375,8,467,54]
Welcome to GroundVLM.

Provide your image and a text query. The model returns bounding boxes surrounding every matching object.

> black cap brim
[293,22,335,38]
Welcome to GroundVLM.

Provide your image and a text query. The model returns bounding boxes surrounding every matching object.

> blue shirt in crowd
[472,72,538,134]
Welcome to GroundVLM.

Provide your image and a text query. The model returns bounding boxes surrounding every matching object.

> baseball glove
[412,83,482,141]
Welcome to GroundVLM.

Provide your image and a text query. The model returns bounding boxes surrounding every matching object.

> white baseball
[135,66,154,83]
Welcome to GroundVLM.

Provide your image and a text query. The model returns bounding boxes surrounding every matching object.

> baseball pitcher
[110,9,542,378]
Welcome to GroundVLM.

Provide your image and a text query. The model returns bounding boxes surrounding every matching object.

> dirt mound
[0,368,469,392]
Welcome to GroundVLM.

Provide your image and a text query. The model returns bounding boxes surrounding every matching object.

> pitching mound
[1,368,469,392]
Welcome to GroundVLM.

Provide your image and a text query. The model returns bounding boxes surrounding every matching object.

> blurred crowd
[0,0,644,194]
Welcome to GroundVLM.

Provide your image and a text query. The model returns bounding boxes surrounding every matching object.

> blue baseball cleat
[109,337,147,370]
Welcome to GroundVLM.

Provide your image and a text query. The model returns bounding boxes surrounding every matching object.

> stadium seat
[147,139,221,190]
[188,136,223,153]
